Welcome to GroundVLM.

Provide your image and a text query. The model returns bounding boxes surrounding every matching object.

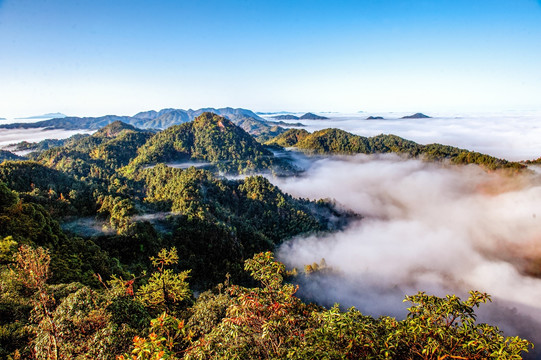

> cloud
[0,128,95,149]
[268,154,541,350]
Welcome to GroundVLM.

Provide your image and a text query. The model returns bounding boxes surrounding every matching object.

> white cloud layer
[268,154,541,348]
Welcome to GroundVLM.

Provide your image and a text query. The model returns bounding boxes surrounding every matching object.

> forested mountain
[0,150,23,161]
[402,112,431,119]
[267,128,525,170]
[299,112,329,120]
[0,112,533,359]
[271,114,300,120]
[125,113,280,174]
[526,157,541,164]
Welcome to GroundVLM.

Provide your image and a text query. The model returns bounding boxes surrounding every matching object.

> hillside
[299,112,329,120]
[267,128,525,170]
[401,112,431,119]
[126,112,276,173]
[272,114,300,120]
[0,150,24,161]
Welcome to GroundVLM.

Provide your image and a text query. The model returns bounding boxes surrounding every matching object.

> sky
[1,0,541,117]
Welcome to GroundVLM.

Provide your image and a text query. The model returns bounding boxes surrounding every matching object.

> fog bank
[269,154,541,351]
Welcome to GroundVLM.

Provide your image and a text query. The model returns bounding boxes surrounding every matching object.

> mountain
[271,114,300,120]
[256,111,293,115]
[525,157,541,165]
[0,117,6,120]
[299,112,329,120]
[16,112,67,119]
[132,108,177,120]
[135,109,191,129]
[267,128,525,171]
[366,116,384,120]
[126,112,276,173]
[266,120,304,127]
[33,121,153,177]
[0,150,24,161]
[1,107,286,139]
[401,112,431,119]
[93,120,140,138]
[0,115,134,130]
[265,129,310,147]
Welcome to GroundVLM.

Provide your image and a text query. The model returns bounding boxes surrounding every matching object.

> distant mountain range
[16,112,67,119]
[271,115,300,120]
[0,107,284,139]
[271,112,329,121]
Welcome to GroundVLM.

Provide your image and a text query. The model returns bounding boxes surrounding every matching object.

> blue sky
[1,0,540,117]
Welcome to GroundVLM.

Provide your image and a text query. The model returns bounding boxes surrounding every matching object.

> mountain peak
[94,121,138,138]
[401,112,431,119]
[299,112,329,120]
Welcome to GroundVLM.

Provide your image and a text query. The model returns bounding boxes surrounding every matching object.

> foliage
[140,164,342,287]
[0,150,23,162]
[126,112,276,174]
[388,291,532,359]
[122,252,532,360]
[136,248,191,312]
[267,128,525,170]
[118,312,191,360]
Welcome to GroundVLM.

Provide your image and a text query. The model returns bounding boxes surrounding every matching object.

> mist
[0,128,95,149]
[268,154,541,352]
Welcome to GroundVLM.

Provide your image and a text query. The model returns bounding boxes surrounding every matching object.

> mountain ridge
[0,107,285,139]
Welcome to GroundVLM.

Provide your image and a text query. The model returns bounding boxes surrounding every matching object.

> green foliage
[0,160,95,216]
[0,150,23,162]
[118,312,191,360]
[186,288,230,339]
[124,253,531,360]
[289,305,389,359]
[0,182,19,210]
[136,248,191,312]
[140,164,338,287]
[184,252,308,359]
[126,112,275,174]
[268,128,525,171]
[388,291,532,359]
[265,128,310,147]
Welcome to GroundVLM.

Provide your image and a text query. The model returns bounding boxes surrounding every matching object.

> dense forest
[0,113,534,358]
[266,128,525,171]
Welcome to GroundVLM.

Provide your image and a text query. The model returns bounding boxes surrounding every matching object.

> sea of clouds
[267,154,541,355]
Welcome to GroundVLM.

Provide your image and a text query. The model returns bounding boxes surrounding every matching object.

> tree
[388,291,533,359]
[13,245,59,360]
[185,252,307,359]
[136,248,191,313]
